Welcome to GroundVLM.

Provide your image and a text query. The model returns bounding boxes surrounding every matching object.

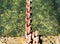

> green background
[0,0,60,36]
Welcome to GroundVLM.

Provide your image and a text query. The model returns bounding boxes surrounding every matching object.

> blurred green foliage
[0,0,60,36]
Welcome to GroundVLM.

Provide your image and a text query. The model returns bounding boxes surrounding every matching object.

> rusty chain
[25,0,32,44]
[25,0,39,44]
[25,0,32,35]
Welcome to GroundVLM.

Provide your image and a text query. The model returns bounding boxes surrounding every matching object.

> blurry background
[0,0,60,37]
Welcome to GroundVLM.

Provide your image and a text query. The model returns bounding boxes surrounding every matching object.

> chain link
[25,0,32,44]
[25,0,32,35]
[25,0,39,44]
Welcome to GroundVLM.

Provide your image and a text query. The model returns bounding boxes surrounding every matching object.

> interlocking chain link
[25,0,39,44]
[25,0,32,44]
[25,0,32,35]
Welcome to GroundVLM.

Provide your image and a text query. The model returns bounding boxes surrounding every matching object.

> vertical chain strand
[25,0,32,36]
[25,0,32,44]
[25,0,39,44]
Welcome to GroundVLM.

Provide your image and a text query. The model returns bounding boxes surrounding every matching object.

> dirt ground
[0,36,60,44]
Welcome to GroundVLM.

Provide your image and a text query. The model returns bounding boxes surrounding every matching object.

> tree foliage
[0,0,60,36]
[32,0,60,36]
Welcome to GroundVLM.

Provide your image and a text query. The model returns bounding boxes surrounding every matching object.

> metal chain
[25,0,39,44]
[25,0,32,35]
[25,0,32,44]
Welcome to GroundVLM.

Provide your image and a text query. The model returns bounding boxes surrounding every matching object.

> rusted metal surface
[25,0,32,44]
[25,0,39,44]
[25,0,32,35]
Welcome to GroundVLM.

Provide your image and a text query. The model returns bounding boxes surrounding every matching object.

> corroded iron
[25,0,39,44]
[25,0,32,44]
